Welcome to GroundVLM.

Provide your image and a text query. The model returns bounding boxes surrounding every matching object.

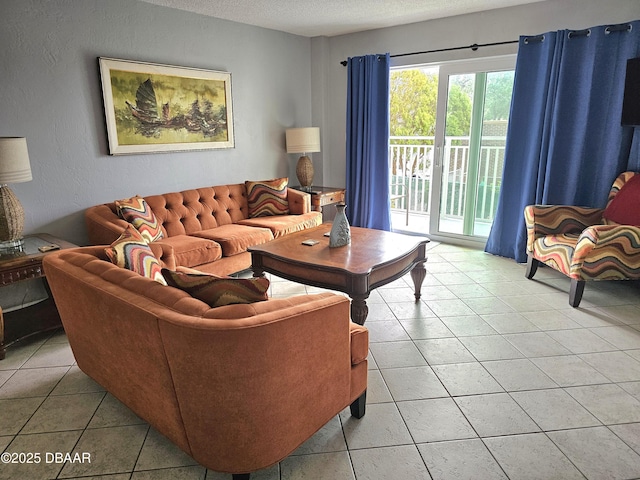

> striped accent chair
[524,171,640,307]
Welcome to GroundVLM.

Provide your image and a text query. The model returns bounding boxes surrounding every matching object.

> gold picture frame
[99,57,234,155]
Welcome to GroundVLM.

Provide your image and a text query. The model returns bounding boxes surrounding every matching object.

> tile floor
[2,243,640,479]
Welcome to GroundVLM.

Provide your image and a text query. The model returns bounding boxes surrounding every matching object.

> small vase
[329,203,351,248]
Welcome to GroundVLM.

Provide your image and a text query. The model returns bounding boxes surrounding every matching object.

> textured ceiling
[137,0,547,37]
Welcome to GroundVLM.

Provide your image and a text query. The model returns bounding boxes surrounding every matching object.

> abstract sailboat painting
[99,58,234,154]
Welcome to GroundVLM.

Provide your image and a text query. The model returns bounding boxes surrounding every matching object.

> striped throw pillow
[105,225,167,285]
[115,196,164,243]
[245,178,289,217]
[162,269,269,307]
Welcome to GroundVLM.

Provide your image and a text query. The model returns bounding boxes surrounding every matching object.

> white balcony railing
[389,135,505,225]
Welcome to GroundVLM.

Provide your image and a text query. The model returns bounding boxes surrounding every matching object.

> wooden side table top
[0,234,78,286]
[291,186,346,212]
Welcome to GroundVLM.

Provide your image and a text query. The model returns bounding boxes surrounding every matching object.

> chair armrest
[570,224,640,279]
[287,188,311,214]
[524,205,603,251]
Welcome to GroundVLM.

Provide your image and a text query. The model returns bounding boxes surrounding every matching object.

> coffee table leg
[351,296,369,325]
[411,261,427,302]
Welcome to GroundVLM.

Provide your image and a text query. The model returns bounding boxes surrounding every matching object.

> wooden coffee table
[249,224,429,325]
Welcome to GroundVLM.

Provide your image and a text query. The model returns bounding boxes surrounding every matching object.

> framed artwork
[99,57,234,155]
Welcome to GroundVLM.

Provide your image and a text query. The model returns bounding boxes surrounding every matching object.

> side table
[0,233,77,359]
[292,186,346,219]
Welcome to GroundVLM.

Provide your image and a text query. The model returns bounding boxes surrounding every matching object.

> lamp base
[296,155,314,189]
[0,238,25,255]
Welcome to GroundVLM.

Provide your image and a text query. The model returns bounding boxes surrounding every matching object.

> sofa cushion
[245,178,290,217]
[603,173,640,226]
[191,224,274,256]
[115,196,165,243]
[154,235,222,268]
[238,212,322,238]
[162,269,269,307]
[104,225,167,285]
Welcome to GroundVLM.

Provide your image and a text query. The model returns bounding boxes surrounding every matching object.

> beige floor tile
[135,427,198,470]
[419,439,507,480]
[365,369,393,403]
[565,384,640,424]
[397,397,477,443]
[485,433,584,480]
[281,451,354,480]
[531,355,611,387]
[22,392,104,434]
[350,445,429,480]
[549,426,640,480]
[454,393,539,437]
[291,415,346,456]
[0,397,45,435]
[579,351,640,382]
[414,337,476,365]
[481,312,540,334]
[440,316,498,337]
[340,402,413,449]
[432,362,504,396]
[399,317,453,339]
[503,332,571,357]
[481,358,557,391]
[1,430,83,480]
[88,393,146,428]
[51,366,106,395]
[459,335,524,361]
[510,388,600,431]
[21,342,76,369]
[381,366,448,401]
[546,328,617,354]
[132,466,205,480]
[0,366,69,399]
[610,423,640,454]
[58,424,149,478]
[369,341,428,368]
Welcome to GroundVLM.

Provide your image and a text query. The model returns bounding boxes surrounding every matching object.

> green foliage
[483,71,515,121]
[390,70,438,137]
[445,85,471,136]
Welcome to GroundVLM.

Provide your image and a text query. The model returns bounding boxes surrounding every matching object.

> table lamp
[0,137,32,253]
[286,127,320,191]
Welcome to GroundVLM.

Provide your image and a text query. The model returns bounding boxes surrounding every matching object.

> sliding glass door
[431,58,515,240]
[389,56,515,243]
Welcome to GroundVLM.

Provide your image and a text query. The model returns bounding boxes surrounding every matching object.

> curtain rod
[339,40,519,66]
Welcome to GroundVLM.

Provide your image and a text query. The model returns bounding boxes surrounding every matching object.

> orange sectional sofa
[85,183,322,276]
[43,246,368,479]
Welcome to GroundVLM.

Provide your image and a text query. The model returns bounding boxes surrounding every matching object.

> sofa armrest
[524,205,603,252]
[570,224,640,279]
[287,187,311,214]
[85,204,129,245]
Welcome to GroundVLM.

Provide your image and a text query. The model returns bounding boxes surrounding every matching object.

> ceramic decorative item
[329,203,351,248]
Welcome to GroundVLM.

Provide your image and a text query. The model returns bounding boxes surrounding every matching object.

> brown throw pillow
[162,269,269,307]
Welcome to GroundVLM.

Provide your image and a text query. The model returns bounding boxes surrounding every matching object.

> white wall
[316,0,640,188]
[0,0,312,245]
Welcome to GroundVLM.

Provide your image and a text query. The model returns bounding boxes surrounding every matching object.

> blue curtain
[485,21,640,263]
[346,53,391,231]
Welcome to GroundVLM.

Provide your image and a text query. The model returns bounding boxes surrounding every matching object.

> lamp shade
[285,127,320,154]
[0,138,32,184]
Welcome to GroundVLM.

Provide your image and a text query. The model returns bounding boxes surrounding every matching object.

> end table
[292,186,346,219]
[0,233,77,359]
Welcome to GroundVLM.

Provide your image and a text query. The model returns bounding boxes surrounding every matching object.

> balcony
[389,135,505,236]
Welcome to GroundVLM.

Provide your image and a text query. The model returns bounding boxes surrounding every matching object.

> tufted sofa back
[144,184,249,237]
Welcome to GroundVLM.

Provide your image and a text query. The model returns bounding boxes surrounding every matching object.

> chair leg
[525,255,539,279]
[569,279,585,308]
[232,474,250,480]
[350,390,366,419]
